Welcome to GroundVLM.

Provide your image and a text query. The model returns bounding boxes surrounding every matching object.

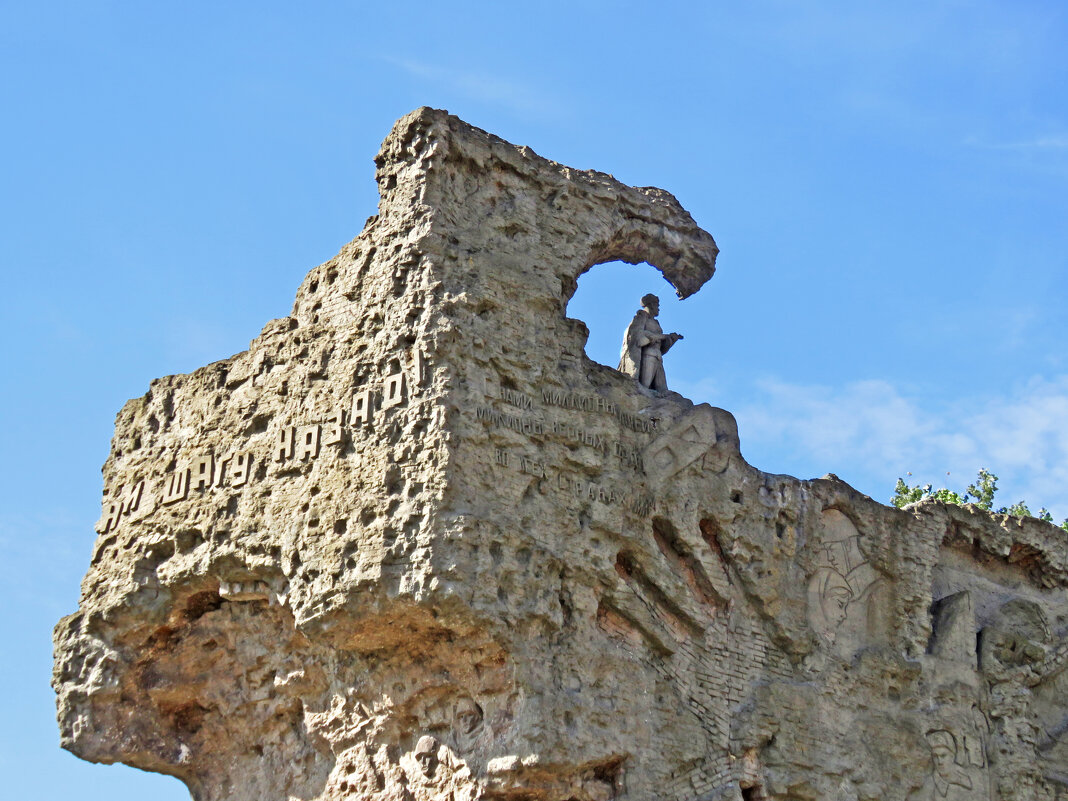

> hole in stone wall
[566,260,686,372]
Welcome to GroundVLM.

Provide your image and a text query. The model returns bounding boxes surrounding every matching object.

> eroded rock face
[54,108,1068,801]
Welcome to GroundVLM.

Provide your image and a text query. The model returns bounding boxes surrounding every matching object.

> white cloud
[727,374,1068,520]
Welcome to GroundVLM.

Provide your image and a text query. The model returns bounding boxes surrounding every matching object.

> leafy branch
[891,468,1068,531]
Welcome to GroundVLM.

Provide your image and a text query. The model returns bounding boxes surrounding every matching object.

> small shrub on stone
[891,468,1068,531]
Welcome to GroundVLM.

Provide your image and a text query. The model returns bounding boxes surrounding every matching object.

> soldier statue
[618,294,683,392]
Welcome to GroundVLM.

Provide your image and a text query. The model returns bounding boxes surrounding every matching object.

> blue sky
[2,2,1066,798]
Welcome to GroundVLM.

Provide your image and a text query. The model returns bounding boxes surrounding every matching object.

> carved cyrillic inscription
[97,480,147,534]
[476,404,648,472]
[382,372,406,409]
[189,454,214,491]
[616,442,643,471]
[541,388,616,413]
[541,388,657,432]
[276,427,295,462]
[229,452,252,487]
[352,390,373,428]
[475,406,545,435]
[411,348,426,390]
[519,455,546,477]
[491,445,654,512]
[557,473,621,505]
[122,480,145,515]
[323,407,343,446]
[95,351,433,532]
[100,497,121,533]
[500,387,533,410]
[297,425,320,460]
[162,468,189,505]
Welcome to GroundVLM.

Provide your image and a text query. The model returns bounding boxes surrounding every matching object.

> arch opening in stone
[566,259,688,374]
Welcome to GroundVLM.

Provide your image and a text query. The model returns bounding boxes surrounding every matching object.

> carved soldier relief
[808,509,888,655]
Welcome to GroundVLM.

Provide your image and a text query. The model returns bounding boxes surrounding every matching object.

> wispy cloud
[380,56,563,119]
[721,374,1068,520]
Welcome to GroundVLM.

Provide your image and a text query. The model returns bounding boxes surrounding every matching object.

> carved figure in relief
[618,294,682,392]
[921,730,974,800]
[408,734,479,801]
[452,696,484,753]
[414,735,441,780]
[808,567,853,636]
[979,598,1050,672]
[807,509,888,649]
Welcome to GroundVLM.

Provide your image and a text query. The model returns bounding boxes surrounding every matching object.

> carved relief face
[823,584,851,628]
[820,541,847,574]
[416,750,437,778]
[414,736,439,779]
[809,568,854,635]
[931,744,954,774]
[454,697,483,736]
[926,730,958,779]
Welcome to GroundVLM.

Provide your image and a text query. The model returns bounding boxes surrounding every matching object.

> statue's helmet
[925,730,955,754]
[415,735,439,756]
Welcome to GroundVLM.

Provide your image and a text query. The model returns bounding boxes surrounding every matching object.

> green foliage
[1000,501,1031,517]
[965,468,998,510]
[930,487,965,505]
[891,469,1068,531]
[891,478,928,508]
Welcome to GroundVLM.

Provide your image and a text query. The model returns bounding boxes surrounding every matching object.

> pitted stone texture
[55,109,1068,801]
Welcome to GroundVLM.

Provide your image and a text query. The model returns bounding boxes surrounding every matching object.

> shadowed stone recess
[54,108,1068,801]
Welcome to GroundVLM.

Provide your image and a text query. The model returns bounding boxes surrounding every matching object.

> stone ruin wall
[53,108,1068,801]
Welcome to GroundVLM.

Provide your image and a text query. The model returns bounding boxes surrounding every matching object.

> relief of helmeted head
[454,696,483,737]
[810,567,853,631]
[414,735,440,779]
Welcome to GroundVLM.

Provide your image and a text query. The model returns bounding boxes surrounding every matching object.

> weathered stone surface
[54,108,1068,801]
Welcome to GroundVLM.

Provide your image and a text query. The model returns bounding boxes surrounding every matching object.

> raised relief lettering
[616,442,643,471]
[215,454,230,487]
[323,407,344,446]
[382,372,406,409]
[495,448,509,467]
[298,424,320,459]
[162,468,189,505]
[276,427,295,462]
[121,480,145,515]
[98,479,147,533]
[229,452,252,486]
[99,494,122,533]
[189,454,214,491]
[519,455,545,477]
[410,348,426,391]
[476,406,545,436]
[628,494,654,517]
[351,390,373,428]
[501,387,533,410]
[556,473,618,505]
